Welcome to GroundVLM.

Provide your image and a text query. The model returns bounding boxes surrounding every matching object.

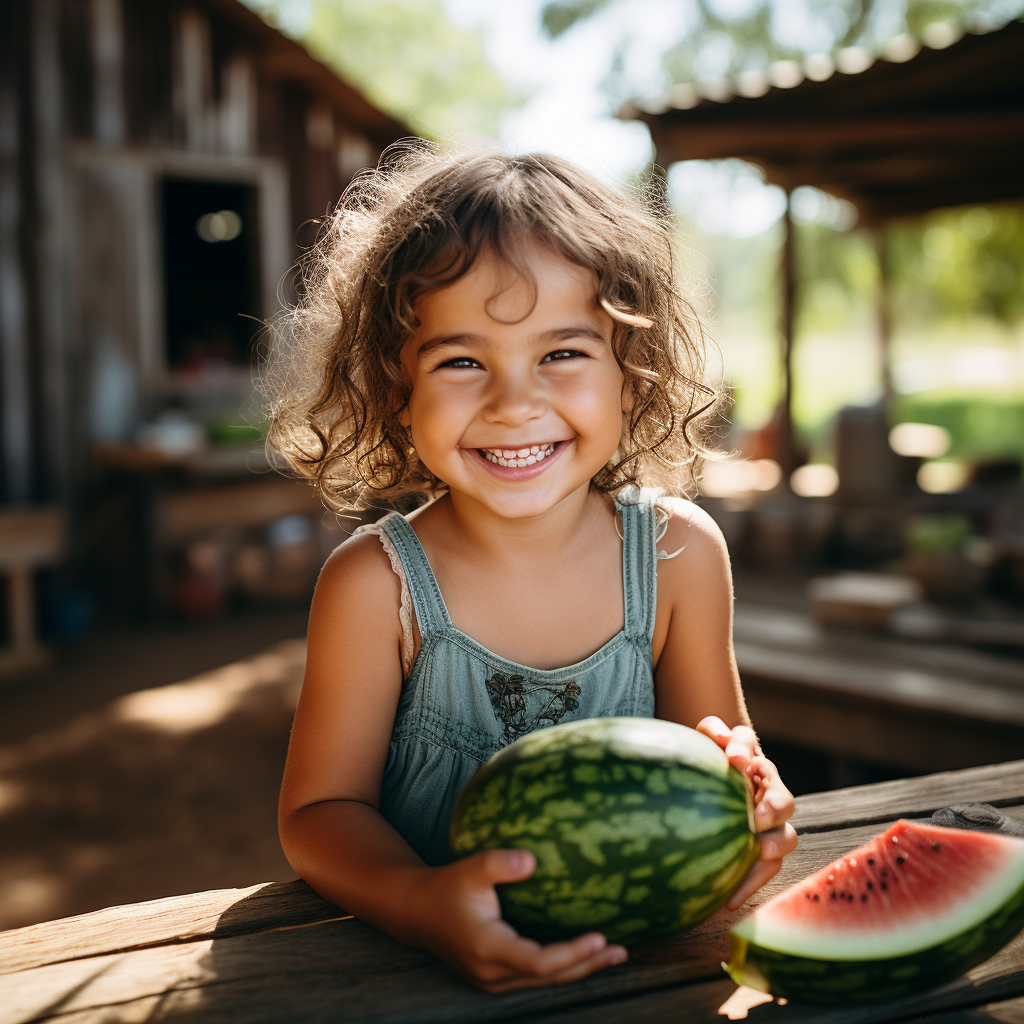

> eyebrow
[415,325,608,358]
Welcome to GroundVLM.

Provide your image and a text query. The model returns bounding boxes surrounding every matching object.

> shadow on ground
[0,639,305,930]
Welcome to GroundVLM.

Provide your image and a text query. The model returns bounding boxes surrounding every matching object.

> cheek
[564,372,626,444]
[407,384,467,446]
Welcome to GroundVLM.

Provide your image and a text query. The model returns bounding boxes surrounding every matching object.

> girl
[270,142,797,994]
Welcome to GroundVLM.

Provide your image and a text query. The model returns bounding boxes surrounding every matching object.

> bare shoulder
[309,527,403,631]
[653,496,730,580]
[651,496,736,677]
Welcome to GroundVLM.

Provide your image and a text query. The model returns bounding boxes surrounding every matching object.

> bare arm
[652,500,797,907]
[279,534,626,990]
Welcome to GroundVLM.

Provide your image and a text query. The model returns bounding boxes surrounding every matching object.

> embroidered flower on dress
[486,672,582,745]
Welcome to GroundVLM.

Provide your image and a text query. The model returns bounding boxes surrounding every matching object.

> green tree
[243,0,515,138]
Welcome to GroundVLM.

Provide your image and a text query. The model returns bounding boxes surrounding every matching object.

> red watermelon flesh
[733,820,1024,960]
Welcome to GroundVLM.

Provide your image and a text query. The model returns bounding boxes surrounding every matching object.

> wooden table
[3,760,1023,1024]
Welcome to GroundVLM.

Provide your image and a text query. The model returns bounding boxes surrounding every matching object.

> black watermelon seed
[881,882,887,890]
[932,843,940,851]
[805,892,810,899]
[867,858,874,865]
[861,894,868,902]
[831,891,837,899]
[881,868,888,876]
[897,856,905,865]
[813,894,819,901]
[867,882,873,890]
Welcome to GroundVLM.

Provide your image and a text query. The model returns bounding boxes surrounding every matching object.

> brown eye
[439,357,480,369]
[542,349,584,362]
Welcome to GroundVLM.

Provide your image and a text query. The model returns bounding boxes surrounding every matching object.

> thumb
[469,847,536,886]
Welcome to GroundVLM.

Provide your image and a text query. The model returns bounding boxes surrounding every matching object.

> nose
[480,368,547,427]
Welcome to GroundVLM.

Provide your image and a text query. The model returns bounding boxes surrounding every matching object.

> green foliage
[888,205,1024,325]
[245,0,514,138]
[542,0,613,38]
[893,393,1024,461]
[794,222,878,335]
[906,514,972,554]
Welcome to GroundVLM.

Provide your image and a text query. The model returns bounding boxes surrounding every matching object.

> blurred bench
[0,507,64,675]
[735,600,1024,774]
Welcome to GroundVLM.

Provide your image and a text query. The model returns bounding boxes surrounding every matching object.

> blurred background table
[3,759,1022,1024]
[733,572,1024,793]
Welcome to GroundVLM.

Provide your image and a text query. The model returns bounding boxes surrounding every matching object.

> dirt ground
[0,610,308,932]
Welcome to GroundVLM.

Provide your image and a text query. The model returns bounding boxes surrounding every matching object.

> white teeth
[480,443,557,468]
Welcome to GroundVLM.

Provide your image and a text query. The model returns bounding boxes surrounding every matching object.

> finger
[483,943,629,993]
[726,857,783,911]
[749,757,795,831]
[724,726,760,772]
[756,822,798,862]
[493,929,608,977]
[696,716,731,749]
[465,848,536,887]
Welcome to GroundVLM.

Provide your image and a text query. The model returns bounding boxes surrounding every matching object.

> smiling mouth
[477,443,559,468]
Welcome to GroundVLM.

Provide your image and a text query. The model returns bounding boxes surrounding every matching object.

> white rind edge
[734,837,1024,961]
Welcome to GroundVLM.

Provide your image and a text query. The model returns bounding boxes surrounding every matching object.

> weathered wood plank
[536,941,1024,1023]
[0,880,341,975]
[4,765,1024,1023]
[1,911,741,1024]
[921,993,1024,1023]
[8,809,1024,1024]
[7,761,1019,978]
[791,761,1024,833]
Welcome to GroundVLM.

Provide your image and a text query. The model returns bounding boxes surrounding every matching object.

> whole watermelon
[449,717,759,947]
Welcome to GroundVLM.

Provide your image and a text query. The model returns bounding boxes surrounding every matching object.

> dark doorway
[161,178,261,372]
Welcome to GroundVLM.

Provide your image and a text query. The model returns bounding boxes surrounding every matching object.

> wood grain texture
[921,994,1024,1023]
[3,762,1024,1023]
[791,761,1024,833]
[0,880,340,975]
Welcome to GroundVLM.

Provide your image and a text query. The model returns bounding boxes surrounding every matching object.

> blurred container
[904,514,994,601]
[810,572,922,628]
[835,404,916,502]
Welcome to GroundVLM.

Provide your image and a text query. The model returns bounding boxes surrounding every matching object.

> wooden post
[33,0,71,500]
[0,5,32,502]
[778,192,797,482]
[876,226,894,404]
[8,567,37,652]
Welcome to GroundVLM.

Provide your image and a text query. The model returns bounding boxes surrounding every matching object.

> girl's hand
[697,716,798,911]
[411,848,628,992]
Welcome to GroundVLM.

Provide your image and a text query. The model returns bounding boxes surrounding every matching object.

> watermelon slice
[725,819,1024,1003]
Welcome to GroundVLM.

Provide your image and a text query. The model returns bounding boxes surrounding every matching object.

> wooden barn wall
[1,0,389,510]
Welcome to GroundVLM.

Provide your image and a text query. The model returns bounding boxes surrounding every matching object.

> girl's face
[400,244,625,521]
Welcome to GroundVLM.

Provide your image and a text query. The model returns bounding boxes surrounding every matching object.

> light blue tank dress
[373,489,659,866]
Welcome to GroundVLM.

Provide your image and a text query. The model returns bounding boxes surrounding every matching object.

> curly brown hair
[263,139,721,511]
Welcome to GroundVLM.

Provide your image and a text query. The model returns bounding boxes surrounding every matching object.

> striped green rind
[450,718,759,947]
[725,873,1024,1004]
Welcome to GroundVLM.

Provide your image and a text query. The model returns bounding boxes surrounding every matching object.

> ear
[397,404,411,428]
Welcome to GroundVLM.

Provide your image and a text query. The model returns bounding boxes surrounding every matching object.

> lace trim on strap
[355,524,415,677]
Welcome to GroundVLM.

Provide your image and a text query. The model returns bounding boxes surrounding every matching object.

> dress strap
[375,512,453,638]
[616,487,658,642]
